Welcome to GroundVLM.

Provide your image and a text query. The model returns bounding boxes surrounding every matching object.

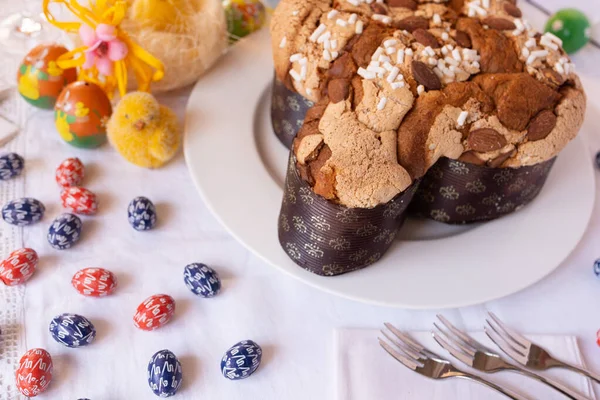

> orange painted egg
[54,81,112,149]
[133,294,175,331]
[17,44,77,109]
[15,348,53,397]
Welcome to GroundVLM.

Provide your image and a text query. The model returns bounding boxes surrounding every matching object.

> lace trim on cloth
[0,51,27,400]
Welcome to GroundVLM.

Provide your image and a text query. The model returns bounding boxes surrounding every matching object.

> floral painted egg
[134,294,175,331]
[17,44,77,109]
[184,263,221,298]
[54,81,112,149]
[72,267,117,297]
[15,348,53,397]
[56,157,85,188]
[224,0,267,43]
[147,349,183,397]
[221,340,262,380]
[0,153,24,180]
[60,187,98,215]
[49,313,96,348]
[2,198,45,226]
[128,196,157,231]
[0,248,38,286]
[47,213,82,250]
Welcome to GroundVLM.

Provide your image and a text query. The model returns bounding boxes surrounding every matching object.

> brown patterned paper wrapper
[278,155,419,276]
[271,75,313,149]
[409,157,557,225]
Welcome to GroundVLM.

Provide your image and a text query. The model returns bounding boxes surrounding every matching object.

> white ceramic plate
[184,29,595,309]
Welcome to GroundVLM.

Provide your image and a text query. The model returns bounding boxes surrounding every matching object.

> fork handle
[516,368,591,400]
[454,373,530,400]
[550,359,600,384]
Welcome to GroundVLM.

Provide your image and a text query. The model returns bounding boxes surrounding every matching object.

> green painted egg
[545,8,592,54]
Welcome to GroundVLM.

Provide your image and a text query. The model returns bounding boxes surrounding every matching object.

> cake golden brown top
[271,0,586,208]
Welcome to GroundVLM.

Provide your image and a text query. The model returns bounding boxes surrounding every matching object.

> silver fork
[379,322,530,400]
[433,315,590,400]
[485,312,600,384]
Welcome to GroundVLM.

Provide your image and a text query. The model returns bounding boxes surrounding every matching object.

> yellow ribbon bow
[42,0,164,97]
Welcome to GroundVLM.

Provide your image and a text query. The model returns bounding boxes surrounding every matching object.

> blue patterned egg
[184,263,221,298]
[2,198,45,226]
[49,313,96,348]
[594,259,600,277]
[221,340,262,380]
[128,197,157,231]
[147,349,183,397]
[0,153,24,180]
[47,213,82,250]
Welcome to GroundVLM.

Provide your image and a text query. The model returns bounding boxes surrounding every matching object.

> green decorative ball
[545,8,592,54]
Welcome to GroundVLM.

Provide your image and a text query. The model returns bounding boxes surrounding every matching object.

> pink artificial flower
[79,23,128,76]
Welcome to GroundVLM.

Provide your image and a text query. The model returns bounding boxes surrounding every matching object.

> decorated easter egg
[47,213,82,250]
[134,294,176,331]
[545,9,591,54]
[17,44,77,109]
[54,81,112,148]
[0,153,24,180]
[2,198,45,226]
[0,248,38,286]
[15,348,53,397]
[56,157,85,188]
[147,349,183,397]
[60,187,98,215]
[184,263,221,298]
[49,313,96,348]
[223,0,266,43]
[128,196,157,231]
[72,267,117,297]
[221,340,262,380]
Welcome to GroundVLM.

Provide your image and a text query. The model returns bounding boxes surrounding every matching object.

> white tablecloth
[1,1,600,399]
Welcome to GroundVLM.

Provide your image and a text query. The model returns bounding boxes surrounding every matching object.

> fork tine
[484,325,529,365]
[378,338,420,370]
[384,323,444,360]
[381,329,424,362]
[384,323,426,353]
[487,312,530,350]
[436,315,487,354]
[433,323,476,358]
[431,327,474,366]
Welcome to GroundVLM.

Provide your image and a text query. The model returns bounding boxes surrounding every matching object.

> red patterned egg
[0,248,38,286]
[56,157,84,188]
[60,187,98,215]
[15,348,53,397]
[133,294,176,331]
[72,267,117,297]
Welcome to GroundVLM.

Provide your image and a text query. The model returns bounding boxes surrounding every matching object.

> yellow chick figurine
[107,92,181,169]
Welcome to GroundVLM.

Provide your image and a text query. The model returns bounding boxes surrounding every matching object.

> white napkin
[336,329,597,400]
[0,115,18,147]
